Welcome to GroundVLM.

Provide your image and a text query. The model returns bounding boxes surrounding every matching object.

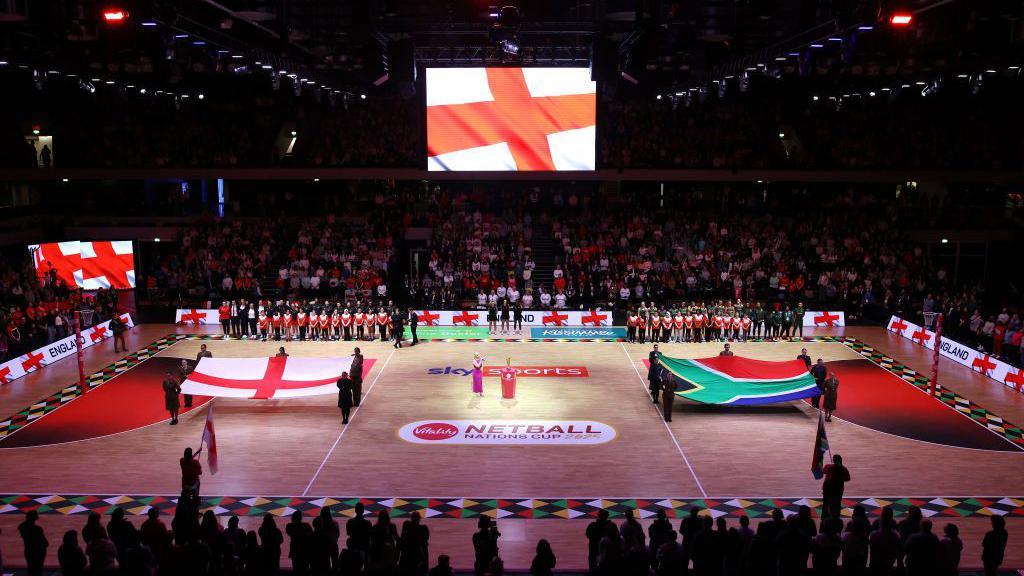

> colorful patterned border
[837,337,1024,450]
[0,335,190,441]
[2,494,1022,520]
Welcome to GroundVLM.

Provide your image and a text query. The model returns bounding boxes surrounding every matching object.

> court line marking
[1,491,1019,500]
[620,342,708,499]
[301,347,397,497]
[0,334,192,446]
[816,359,1024,453]
[851,339,1024,453]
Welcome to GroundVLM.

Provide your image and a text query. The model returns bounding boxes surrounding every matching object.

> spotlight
[103,8,127,23]
[941,238,949,244]
[890,13,912,26]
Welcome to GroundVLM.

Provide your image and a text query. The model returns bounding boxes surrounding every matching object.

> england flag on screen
[426,68,597,172]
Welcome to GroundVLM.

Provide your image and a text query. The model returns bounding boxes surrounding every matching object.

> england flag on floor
[182,356,354,399]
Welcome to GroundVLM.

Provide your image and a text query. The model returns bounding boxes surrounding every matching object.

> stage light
[141,21,157,27]
[857,26,874,31]
[231,54,243,59]
[656,94,662,100]
[291,131,297,136]
[984,69,997,74]
[812,95,819,101]
[313,178,320,182]
[869,91,876,97]
[956,74,969,79]
[32,129,40,135]
[941,238,948,244]
[778,132,785,139]
[154,238,161,242]
[809,44,824,49]
[890,13,912,26]
[62,178,69,183]
[139,88,146,94]
[197,94,204,100]
[174,34,187,39]
[103,9,127,22]
[360,94,366,99]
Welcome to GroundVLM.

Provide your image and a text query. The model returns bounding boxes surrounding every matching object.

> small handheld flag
[201,403,218,475]
[811,412,829,480]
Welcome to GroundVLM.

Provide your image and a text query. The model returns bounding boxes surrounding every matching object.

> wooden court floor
[0,324,1022,570]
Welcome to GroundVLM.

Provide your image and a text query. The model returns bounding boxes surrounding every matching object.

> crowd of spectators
[8,499,1011,575]
[0,256,119,362]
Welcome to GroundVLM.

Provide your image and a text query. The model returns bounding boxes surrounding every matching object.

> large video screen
[426,67,596,171]
[29,241,136,290]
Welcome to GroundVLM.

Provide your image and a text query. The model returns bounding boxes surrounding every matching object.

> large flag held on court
[811,412,829,479]
[181,356,355,399]
[658,355,820,405]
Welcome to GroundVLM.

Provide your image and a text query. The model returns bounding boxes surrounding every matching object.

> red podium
[500,367,517,399]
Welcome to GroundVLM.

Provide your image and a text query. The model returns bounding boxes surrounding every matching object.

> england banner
[30,241,136,290]
[426,68,596,171]
[175,309,219,325]
[887,315,1024,393]
[0,313,135,387]
[802,311,845,327]
[181,356,355,399]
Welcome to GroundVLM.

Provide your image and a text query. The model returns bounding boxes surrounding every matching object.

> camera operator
[472,516,501,576]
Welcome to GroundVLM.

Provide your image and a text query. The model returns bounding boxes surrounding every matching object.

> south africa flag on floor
[659,355,820,405]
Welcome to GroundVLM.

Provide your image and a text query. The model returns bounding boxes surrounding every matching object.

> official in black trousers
[336,372,354,424]
[408,308,419,346]
[647,345,662,404]
[350,348,364,406]
[392,311,404,349]
[187,344,213,408]
[661,371,678,422]
[810,358,828,409]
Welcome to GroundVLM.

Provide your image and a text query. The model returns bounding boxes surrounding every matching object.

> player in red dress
[341,309,352,341]
[258,312,270,342]
[377,308,389,342]
[331,309,342,341]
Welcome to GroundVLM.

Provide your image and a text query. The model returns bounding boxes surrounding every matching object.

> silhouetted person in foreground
[821,454,850,519]
[58,530,87,576]
[258,514,283,574]
[472,516,500,576]
[18,510,48,576]
[530,538,556,576]
[982,515,1008,576]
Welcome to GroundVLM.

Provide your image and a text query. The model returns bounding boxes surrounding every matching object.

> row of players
[626,301,808,343]
[216,300,410,341]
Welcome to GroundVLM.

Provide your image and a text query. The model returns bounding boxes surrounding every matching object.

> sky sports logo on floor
[427,366,589,377]
[529,327,627,339]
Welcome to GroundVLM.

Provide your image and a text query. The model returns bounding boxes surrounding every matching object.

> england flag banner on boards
[887,315,1024,394]
[182,356,355,399]
[426,67,597,171]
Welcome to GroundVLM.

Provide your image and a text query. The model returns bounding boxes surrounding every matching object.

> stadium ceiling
[0,0,1020,91]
